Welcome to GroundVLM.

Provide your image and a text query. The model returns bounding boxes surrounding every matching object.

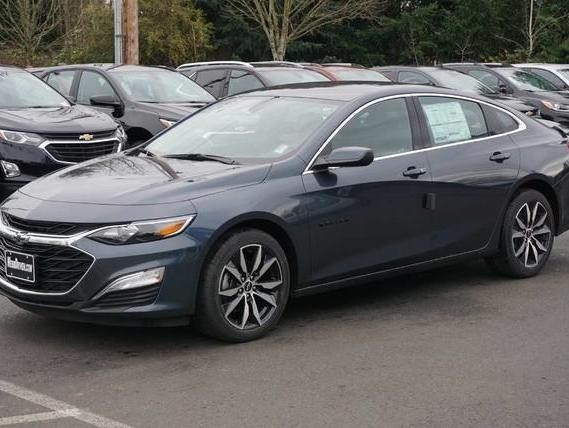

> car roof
[29,64,175,74]
[0,64,25,72]
[515,63,569,70]
[237,81,478,102]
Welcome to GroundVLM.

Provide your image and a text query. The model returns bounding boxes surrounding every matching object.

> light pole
[113,0,123,64]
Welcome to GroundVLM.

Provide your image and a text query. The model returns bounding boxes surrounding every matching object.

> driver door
[302,97,435,285]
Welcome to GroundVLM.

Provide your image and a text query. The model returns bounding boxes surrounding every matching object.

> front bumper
[0,223,204,326]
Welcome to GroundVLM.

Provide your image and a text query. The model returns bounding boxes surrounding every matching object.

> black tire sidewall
[196,229,291,342]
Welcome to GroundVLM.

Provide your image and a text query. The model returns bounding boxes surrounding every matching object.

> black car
[33,64,215,145]
[444,63,569,125]
[0,65,125,200]
[2,82,568,342]
[375,66,539,116]
[177,61,330,99]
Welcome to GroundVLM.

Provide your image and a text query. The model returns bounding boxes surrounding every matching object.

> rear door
[415,95,521,257]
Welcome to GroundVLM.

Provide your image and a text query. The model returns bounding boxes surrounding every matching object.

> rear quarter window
[483,105,520,134]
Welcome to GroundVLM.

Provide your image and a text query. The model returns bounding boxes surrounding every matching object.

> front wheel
[196,229,290,342]
[486,189,554,278]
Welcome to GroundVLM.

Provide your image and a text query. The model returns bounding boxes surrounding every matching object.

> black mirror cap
[90,95,121,107]
[313,146,374,171]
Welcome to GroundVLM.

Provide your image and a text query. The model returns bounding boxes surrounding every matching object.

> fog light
[92,267,165,300]
[1,160,20,178]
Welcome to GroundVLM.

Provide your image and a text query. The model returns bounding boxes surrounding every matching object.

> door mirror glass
[313,146,374,170]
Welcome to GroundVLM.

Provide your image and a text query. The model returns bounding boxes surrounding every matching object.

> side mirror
[498,84,508,95]
[90,95,123,117]
[313,146,374,171]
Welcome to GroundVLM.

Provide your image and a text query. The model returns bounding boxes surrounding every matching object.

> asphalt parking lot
[1,236,568,428]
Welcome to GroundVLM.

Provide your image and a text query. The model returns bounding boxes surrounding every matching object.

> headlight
[88,216,195,245]
[541,101,569,111]
[115,125,127,143]
[0,129,45,146]
[159,118,176,128]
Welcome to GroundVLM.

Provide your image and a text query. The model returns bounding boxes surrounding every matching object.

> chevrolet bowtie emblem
[79,133,94,141]
[14,231,30,243]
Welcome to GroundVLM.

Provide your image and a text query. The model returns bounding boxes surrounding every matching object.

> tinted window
[77,71,116,104]
[46,70,75,96]
[483,105,519,134]
[496,68,557,91]
[426,69,495,95]
[329,98,413,157]
[399,71,431,85]
[111,69,213,102]
[527,68,566,89]
[419,97,489,145]
[195,69,227,98]
[227,70,264,96]
[468,70,501,91]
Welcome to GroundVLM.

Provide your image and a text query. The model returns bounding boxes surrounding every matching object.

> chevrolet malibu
[1,83,569,342]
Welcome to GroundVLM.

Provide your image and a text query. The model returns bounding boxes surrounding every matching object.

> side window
[483,105,519,134]
[398,71,432,85]
[419,97,489,146]
[528,68,566,89]
[194,69,227,98]
[468,70,501,91]
[45,70,75,96]
[76,71,116,105]
[227,70,263,96]
[328,98,413,158]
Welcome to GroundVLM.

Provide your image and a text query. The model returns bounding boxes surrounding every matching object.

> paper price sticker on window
[423,101,472,145]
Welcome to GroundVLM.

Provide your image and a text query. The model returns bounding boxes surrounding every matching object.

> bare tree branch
[227,0,385,60]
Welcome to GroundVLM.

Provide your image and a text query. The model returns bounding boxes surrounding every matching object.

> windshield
[0,70,70,108]
[496,68,558,91]
[111,69,215,103]
[328,68,390,82]
[426,69,496,95]
[257,68,330,86]
[146,96,342,162]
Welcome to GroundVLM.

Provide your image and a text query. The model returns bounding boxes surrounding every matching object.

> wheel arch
[197,213,300,292]
[509,175,560,233]
[126,127,153,145]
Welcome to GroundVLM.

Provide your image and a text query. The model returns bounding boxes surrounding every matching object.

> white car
[514,63,569,90]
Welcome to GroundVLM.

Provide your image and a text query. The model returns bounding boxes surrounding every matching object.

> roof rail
[250,61,303,68]
[442,62,512,68]
[177,61,252,70]
[322,63,365,69]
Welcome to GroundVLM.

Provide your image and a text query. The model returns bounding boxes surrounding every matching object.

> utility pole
[123,0,139,64]
[113,0,123,64]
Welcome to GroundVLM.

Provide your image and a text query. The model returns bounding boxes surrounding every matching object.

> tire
[486,189,555,278]
[195,229,291,342]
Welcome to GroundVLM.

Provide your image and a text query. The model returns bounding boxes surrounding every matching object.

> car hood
[18,154,271,205]
[486,94,537,113]
[135,102,209,121]
[0,104,118,134]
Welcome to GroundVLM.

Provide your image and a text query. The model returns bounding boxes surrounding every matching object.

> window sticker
[423,101,471,145]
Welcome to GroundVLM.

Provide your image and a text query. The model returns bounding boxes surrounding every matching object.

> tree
[0,0,61,65]
[523,0,569,60]
[227,0,384,61]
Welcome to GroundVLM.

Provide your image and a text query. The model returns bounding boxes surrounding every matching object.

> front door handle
[489,152,511,163]
[403,166,427,178]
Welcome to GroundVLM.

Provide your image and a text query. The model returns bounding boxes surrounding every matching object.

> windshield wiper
[163,153,239,165]
[134,147,155,157]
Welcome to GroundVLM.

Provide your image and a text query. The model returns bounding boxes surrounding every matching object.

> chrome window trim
[39,137,122,165]
[303,92,527,175]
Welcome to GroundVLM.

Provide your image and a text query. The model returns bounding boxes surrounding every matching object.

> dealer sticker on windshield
[5,250,35,283]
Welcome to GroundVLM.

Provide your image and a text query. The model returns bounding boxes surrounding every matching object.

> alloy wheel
[512,201,552,268]
[218,244,283,330]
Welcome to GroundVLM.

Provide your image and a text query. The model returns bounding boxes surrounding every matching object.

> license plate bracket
[5,250,35,283]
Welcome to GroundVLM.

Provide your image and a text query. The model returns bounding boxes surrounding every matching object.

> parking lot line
[0,380,131,428]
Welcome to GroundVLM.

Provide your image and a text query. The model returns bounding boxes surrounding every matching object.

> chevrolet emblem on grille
[79,133,94,141]
[14,231,30,243]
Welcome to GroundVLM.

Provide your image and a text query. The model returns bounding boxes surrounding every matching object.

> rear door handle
[403,167,427,178]
[489,152,511,163]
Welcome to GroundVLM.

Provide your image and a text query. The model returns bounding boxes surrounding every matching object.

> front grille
[39,130,116,140]
[0,236,94,293]
[92,284,161,308]
[44,140,120,163]
[2,213,105,236]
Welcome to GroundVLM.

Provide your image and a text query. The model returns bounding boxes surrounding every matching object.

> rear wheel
[196,229,290,342]
[486,189,554,278]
